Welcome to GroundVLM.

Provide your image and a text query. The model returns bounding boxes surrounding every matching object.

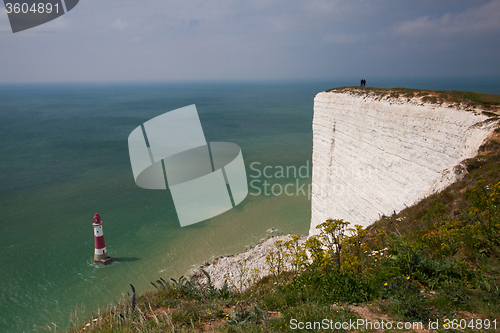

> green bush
[284,269,371,304]
[377,275,434,321]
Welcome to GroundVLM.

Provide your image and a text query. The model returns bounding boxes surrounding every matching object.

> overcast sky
[0,0,499,83]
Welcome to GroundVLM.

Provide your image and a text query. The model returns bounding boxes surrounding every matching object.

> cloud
[113,18,128,30]
[267,15,296,32]
[393,0,500,38]
[0,7,9,31]
[43,16,68,31]
[323,32,367,44]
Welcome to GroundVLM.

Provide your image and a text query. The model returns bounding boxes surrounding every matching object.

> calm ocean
[0,78,499,332]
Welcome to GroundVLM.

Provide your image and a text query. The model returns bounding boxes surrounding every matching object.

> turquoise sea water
[0,78,499,332]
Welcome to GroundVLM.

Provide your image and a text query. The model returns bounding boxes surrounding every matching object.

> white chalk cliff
[309,90,497,236]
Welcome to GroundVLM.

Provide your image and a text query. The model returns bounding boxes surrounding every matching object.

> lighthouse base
[95,257,114,265]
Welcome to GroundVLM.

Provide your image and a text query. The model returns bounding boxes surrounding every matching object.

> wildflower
[407,276,410,280]
[443,323,449,328]
[130,284,136,310]
[384,283,388,286]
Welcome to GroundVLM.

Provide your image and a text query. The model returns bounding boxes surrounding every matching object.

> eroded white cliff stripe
[310,91,497,235]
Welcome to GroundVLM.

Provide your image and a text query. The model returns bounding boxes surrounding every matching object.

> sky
[0,0,499,83]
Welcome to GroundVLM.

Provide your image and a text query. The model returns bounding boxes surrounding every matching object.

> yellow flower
[384,283,388,286]
[443,323,448,328]
[407,276,410,280]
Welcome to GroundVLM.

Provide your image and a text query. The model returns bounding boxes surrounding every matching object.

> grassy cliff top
[325,86,500,113]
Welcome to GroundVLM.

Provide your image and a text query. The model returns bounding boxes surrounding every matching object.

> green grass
[325,86,500,112]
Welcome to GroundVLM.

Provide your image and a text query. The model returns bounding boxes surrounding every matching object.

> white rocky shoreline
[190,233,306,291]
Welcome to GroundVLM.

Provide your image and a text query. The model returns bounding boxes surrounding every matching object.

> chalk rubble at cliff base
[194,235,303,291]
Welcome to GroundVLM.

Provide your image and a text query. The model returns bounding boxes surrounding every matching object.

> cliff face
[310,90,497,235]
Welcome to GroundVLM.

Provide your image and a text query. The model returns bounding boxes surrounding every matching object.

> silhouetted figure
[361,79,366,87]
[360,79,363,87]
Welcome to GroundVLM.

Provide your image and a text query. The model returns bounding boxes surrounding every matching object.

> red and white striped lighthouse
[92,213,113,264]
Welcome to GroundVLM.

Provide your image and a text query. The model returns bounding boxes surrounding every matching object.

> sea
[0,77,499,332]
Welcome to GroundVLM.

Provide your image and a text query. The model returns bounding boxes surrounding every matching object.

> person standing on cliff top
[360,79,363,87]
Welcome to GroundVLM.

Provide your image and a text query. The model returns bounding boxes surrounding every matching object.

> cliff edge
[310,88,499,235]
